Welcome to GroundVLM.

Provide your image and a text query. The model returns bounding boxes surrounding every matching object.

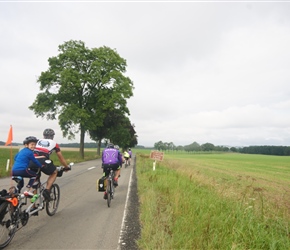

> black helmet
[107,143,114,148]
[43,128,55,139]
[23,136,38,145]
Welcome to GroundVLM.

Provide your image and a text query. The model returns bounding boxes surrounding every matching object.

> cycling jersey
[123,151,130,158]
[12,147,42,171]
[34,139,61,159]
[102,148,122,165]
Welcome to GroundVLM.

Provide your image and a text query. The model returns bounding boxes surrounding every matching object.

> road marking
[118,167,133,249]
[88,167,96,170]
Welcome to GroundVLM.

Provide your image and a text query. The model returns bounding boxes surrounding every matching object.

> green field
[136,151,290,249]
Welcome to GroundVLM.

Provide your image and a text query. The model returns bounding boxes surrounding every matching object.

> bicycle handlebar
[56,162,74,172]
[55,162,74,177]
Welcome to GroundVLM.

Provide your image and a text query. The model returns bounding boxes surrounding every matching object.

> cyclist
[12,136,42,195]
[123,150,130,166]
[29,128,70,200]
[128,148,132,165]
[102,143,122,199]
[114,145,125,166]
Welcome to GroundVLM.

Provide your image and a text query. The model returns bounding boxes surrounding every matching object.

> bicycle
[105,168,116,208]
[0,162,73,249]
[124,158,129,168]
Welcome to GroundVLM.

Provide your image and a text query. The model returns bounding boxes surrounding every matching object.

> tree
[90,110,138,155]
[29,40,133,158]
[201,143,215,151]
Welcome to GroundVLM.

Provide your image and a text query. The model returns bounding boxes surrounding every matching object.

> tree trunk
[97,139,101,156]
[79,127,85,159]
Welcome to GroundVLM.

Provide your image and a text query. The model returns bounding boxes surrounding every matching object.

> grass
[136,151,290,249]
[0,146,100,177]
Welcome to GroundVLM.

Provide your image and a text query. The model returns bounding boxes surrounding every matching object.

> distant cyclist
[123,150,130,166]
[102,143,123,199]
[114,144,124,172]
[128,148,132,165]
[12,136,42,195]
[29,128,70,200]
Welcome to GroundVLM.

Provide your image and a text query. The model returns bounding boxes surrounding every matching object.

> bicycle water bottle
[31,194,39,203]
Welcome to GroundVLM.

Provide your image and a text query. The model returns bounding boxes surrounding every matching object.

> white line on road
[117,167,133,249]
[88,167,96,170]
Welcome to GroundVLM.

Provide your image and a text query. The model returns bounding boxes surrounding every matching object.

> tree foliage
[29,40,134,158]
[89,109,138,155]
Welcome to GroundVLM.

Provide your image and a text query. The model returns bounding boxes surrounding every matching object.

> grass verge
[136,152,290,249]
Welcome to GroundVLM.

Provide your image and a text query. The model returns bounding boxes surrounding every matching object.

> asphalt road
[0,156,140,250]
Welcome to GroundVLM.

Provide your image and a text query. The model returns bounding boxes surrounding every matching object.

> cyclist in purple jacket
[102,143,123,187]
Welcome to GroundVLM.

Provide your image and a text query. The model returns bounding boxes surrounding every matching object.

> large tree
[29,40,133,158]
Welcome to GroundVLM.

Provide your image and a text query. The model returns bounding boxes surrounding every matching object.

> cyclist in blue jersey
[12,136,43,196]
[102,143,123,199]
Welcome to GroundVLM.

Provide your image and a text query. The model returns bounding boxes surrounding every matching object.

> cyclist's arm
[118,153,123,166]
[56,151,69,168]
[29,151,42,168]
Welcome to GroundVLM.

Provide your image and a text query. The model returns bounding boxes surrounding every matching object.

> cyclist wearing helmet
[29,128,70,200]
[114,145,125,165]
[102,143,123,199]
[128,148,132,165]
[12,136,43,196]
[123,150,130,164]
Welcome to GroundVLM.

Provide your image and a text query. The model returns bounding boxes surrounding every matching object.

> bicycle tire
[0,203,16,249]
[46,184,60,216]
[106,179,111,208]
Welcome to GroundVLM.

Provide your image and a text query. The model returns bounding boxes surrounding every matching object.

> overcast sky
[1,1,290,147]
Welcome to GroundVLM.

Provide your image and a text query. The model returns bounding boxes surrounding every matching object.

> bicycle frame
[106,169,115,207]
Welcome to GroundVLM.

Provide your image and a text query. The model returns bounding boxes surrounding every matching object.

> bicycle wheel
[0,203,16,249]
[46,184,60,216]
[106,180,112,208]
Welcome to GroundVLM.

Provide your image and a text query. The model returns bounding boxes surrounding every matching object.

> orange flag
[5,125,13,146]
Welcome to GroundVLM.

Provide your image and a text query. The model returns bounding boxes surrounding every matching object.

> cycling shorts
[29,157,56,175]
[124,157,129,160]
[103,163,120,176]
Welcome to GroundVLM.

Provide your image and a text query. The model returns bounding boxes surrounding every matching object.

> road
[0,157,138,250]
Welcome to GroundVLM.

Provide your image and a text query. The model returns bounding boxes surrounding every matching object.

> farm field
[136,151,290,249]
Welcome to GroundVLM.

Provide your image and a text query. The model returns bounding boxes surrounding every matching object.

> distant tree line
[239,146,290,156]
[153,141,233,152]
[153,141,290,156]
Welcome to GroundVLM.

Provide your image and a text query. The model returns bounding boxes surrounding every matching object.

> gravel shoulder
[119,156,141,250]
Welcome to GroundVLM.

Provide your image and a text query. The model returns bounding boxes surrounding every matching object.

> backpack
[97,176,107,192]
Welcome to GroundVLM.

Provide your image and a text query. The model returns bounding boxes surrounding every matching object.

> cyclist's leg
[103,165,110,199]
[26,168,40,195]
[12,169,38,194]
[113,165,121,186]
[39,159,57,200]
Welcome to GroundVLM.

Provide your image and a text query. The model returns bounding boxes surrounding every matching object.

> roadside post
[150,151,164,171]
[6,159,10,172]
